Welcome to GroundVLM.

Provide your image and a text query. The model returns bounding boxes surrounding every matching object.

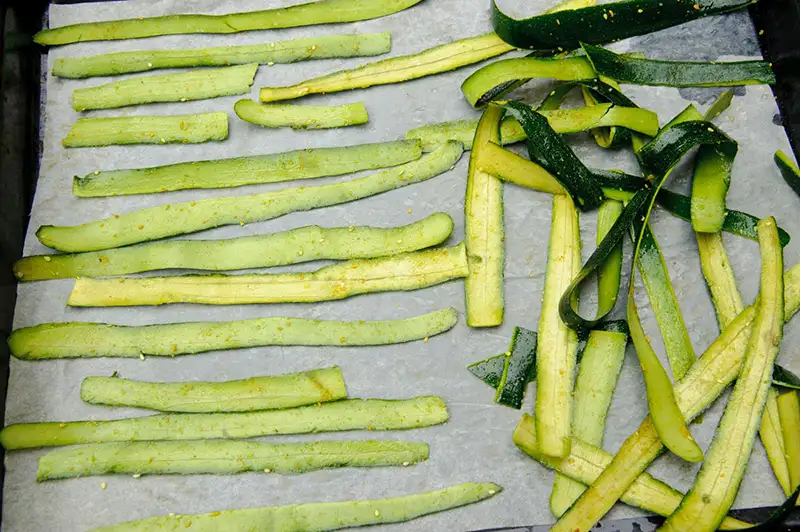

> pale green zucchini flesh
[72,64,258,111]
[235,99,369,129]
[9,307,459,360]
[62,112,228,148]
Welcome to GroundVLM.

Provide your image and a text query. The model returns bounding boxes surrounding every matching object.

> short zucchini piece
[550,328,627,516]
[661,217,784,532]
[73,139,422,197]
[0,396,448,450]
[259,32,514,103]
[536,194,581,458]
[38,141,463,252]
[66,244,469,307]
[465,103,505,327]
[514,415,750,530]
[581,43,775,87]
[467,353,507,389]
[9,307,458,360]
[72,64,258,111]
[495,327,538,409]
[80,366,347,412]
[777,390,800,491]
[15,213,453,281]
[88,481,501,532]
[62,112,228,148]
[775,150,800,198]
[234,100,369,129]
[35,0,422,45]
[37,440,428,480]
[52,32,392,78]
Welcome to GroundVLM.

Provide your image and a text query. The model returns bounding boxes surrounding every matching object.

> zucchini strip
[89,482,501,532]
[66,244,469,307]
[0,396,448,450]
[52,32,392,78]
[35,0,422,46]
[514,415,750,530]
[777,390,800,491]
[762,387,793,496]
[492,0,760,50]
[63,112,228,148]
[259,33,514,103]
[596,200,623,312]
[775,150,800,198]
[73,139,422,197]
[550,328,628,516]
[80,367,347,412]
[9,307,458,360]
[697,232,744,330]
[536,194,581,458]
[551,263,800,532]
[632,220,696,379]
[581,43,775,87]
[234,100,369,130]
[37,440,428,480]
[406,104,659,151]
[38,141,463,252]
[661,217,784,532]
[465,103,505,327]
[16,213,453,281]
[72,64,258,111]
[581,77,631,149]
[494,327,538,409]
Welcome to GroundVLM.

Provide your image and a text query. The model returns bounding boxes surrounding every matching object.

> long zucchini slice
[777,390,800,491]
[37,440,427,480]
[661,217,784,532]
[38,141,463,252]
[536,194,581,458]
[63,112,228,148]
[775,150,800,198]
[581,43,775,87]
[234,100,369,129]
[551,263,800,532]
[72,64,258,111]
[80,367,347,412]
[491,0,759,50]
[73,139,422,197]
[406,104,659,151]
[550,328,627,516]
[514,415,750,530]
[0,396,448,450]
[89,481,501,532]
[52,32,392,78]
[9,307,458,360]
[259,33,514,103]
[35,0,422,46]
[16,213,453,281]
[66,244,469,307]
[465,103,505,327]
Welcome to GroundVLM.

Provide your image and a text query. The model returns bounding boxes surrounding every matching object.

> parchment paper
[4,0,799,530]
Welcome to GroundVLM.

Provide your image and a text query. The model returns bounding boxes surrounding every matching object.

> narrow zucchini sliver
[80,367,348,412]
[52,32,392,78]
[234,100,369,130]
[536,194,581,458]
[405,104,659,151]
[550,329,627,516]
[37,440,428,480]
[0,396,449,450]
[661,217,784,532]
[259,33,514,103]
[513,415,750,530]
[63,112,228,147]
[697,232,744,330]
[38,141,463,252]
[465,104,505,327]
[66,244,469,307]
[9,308,458,360]
[72,64,258,111]
[777,390,800,491]
[551,262,800,532]
[35,0,422,45]
[596,200,623,312]
[763,387,793,496]
[73,139,423,197]
[89,482,501,532]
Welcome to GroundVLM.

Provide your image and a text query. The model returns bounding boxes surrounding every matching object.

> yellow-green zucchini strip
[778,390,800,492]
[235,100,368,129]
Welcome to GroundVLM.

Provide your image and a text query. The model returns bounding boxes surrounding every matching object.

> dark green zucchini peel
[467,327,537,409]
[773,364,800,390]
[775,150,800,198]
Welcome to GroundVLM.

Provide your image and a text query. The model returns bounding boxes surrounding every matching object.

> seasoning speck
[100,482,107,490]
